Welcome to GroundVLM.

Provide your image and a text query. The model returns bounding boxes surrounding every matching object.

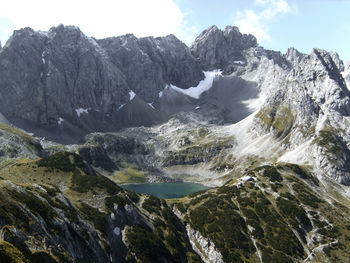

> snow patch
[148,103,155,109]
[195,106,201,110]
[129,90,136,101]
[41,51,46,64]
[58,117,64,125]
[113,227,121,236]
[233,60,245,65]
[159,91,163,98]
[169,70,221,99]
[118,104,125,111]
[75,108,89,117]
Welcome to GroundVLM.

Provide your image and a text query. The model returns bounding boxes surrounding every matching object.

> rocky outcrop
[186,225,224,263]
[98,34,204,103]
[190,25,257,72]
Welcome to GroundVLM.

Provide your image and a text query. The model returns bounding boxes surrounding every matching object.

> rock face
[186,225,224,263]
[0,25,204,142]
[98,34,204,103]
[190,25,257,72]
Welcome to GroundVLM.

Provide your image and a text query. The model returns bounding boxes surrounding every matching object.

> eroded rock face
[98,34,204,103]
[190,25,257,72]
[0,25,204,142]
[186,225,224,263]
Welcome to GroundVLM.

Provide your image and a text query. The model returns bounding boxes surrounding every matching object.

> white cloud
[233,0,292,43]
[0,0,197,45]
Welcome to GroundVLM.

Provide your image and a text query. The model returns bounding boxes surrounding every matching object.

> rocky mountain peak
[311,48,347,89]
[190,25,257,72]
[284,47,305,66]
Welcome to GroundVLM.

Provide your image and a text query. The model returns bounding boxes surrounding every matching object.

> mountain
[0,25,203,143]
[0,24,350,263]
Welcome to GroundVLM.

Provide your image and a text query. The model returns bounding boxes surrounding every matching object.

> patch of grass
[0,241,28,263]
[315,127,343,156]
[113,167,147,183]
[256,106,294,139]
[70,170,121,195]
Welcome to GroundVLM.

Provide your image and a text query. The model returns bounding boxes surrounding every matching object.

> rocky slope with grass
[1,134,350,262]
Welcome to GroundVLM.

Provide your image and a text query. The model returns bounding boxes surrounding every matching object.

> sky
[0,0,349,62]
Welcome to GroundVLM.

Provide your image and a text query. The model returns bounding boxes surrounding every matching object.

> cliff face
[190,25,257,73]
[0,25,204,142]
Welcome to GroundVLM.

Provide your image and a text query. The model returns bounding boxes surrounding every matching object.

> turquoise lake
[121,182,210,199]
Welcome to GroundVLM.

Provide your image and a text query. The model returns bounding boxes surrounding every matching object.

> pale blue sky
[1,0,349,61]
[175,0,350,61]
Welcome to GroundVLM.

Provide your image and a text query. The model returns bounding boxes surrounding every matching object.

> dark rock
[78,146,118,172]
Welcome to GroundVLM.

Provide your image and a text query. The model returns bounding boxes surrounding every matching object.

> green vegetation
[163,138,234,166]
[0,191,30,229]
[8,189,56,224]
[142,195,162,214]
[79,202,107,232]
[292,181,323,208]
[37,152,85,172]
[105,194,131,211]
[70,169,121,194]
[125,225,172,263]
[1,122,350,263]
[315,126,343,156]
[187,195,256,262]
[277,163,319,185]
[255,165,283,182]
[210,153,235,172]
[0,241,28,263]
[112,167,147,183]
[255,106,294,139]
[30,251,59,263]
[176,165,342,262]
